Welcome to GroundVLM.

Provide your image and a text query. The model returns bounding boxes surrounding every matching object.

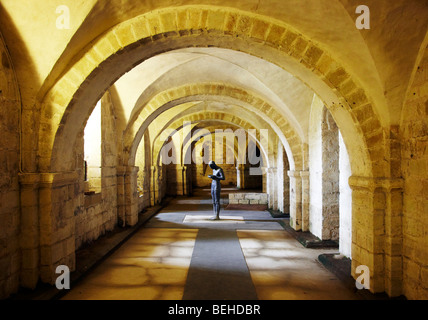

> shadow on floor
[318,254,407,300]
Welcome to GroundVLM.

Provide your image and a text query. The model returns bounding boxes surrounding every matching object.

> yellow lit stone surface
[0,0,427,300]
[62,228,198,300]
[238,230,358,300]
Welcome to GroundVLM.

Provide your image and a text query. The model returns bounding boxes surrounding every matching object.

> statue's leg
[210,201,216,220]
[214,187,221,219]
[210,204,219,220]
[210,183,217,219]
[210,202,220,220]
[209,182,222,220]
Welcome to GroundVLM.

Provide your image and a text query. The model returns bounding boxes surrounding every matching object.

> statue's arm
[208,169,225,181]
[217,169,225,181]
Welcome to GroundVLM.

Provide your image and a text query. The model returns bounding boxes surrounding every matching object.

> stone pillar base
[349,176,404,296]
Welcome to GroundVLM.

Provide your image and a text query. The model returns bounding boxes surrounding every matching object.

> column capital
[300,171,310,178]
[32,172,79,187]
[287,170,301,178]
[117,166,139,175]
[236,164,245,170]
[116,166,127,175]
[127,166,139,175]
[348,176,404,191]
[151,165,160,178]
[19,173,41,188]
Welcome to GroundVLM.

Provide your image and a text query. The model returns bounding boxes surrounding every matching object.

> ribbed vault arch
[36,5,381,178]
[123,83,300,170]
[152,116,271,169]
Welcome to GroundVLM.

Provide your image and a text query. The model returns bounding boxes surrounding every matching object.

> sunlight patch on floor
[237,230,358,300]
[61,228,198,300]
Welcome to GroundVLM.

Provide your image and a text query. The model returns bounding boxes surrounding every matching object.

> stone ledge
[225,203,268,211]
[268,209,289,218]
[281,219,339,249]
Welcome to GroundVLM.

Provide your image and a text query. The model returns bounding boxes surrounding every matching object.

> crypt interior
[0,0,427,300]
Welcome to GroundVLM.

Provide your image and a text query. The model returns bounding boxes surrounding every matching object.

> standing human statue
[208,161,225,220]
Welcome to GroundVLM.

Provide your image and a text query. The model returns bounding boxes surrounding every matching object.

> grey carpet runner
[183,228,258,300]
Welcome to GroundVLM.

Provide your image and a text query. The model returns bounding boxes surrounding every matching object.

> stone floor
[61,188,362,300]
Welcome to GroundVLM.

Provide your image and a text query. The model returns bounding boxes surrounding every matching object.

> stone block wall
[191,163,237,187]
[75,94,118,250]
[137,168,151,212]
[0,35,21,299]
[288,171,302,230]
[309,96,324,238]
[166,165,188,196]
[401,44,428,299]
[136,131,151,211]
[309,100,340,240]
[229,193,268,205]
[321,109,340,241]
[339,132,352,259]
[150,165,166,206]
[75,167,118,250]
[38,173,80,285]
[276,142,290,214]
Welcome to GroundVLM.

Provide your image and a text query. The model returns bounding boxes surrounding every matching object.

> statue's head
[209,161,217,169]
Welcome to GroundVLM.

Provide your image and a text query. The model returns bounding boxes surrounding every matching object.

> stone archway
[30,6,390,291]
[154,119,270,196]
[36,7,380,177]
[122,84,300,171]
